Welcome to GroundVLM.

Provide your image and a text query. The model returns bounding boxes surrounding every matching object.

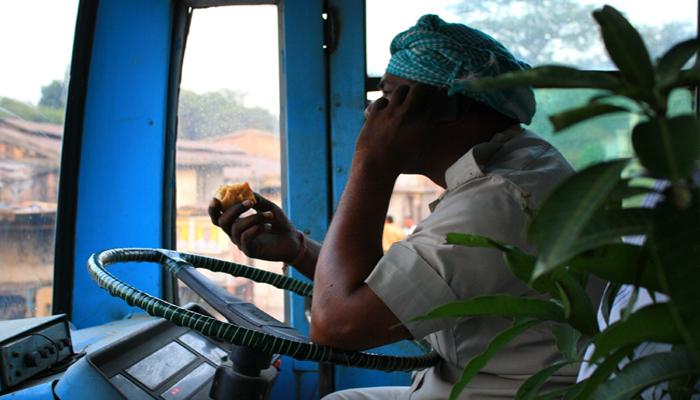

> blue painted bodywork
[278,0,328,397]
[278,0,329,337]
[328,0,367,208]
[71,0,172,328]
[0,383,53,400]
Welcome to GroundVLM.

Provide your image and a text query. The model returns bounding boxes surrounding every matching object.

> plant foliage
[415,5,700,399]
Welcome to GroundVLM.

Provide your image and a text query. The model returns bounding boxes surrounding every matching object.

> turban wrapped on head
[386,14,536,124]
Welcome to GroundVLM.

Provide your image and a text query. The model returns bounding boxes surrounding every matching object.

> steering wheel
[87,248,439,372]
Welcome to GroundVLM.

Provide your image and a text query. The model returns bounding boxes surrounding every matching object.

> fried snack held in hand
[214,182,256,209]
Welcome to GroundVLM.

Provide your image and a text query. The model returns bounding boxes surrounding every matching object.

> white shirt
[366,127,599,399]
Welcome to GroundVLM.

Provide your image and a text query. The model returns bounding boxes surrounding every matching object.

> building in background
[0,118,442,320]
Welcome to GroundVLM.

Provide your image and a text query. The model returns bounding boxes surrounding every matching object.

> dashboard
[86,317,227,399]
[1,305,242,400]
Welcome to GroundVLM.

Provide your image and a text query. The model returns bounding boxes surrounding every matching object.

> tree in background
[452,0,694,68]
[0,97,65,125]
[639,21,695,61]
[2,83,278,139]
[177,89,277,140]
[0,74,68,125]
[452,0,695,169]
[453,0,605,67]
[38,79,68,110]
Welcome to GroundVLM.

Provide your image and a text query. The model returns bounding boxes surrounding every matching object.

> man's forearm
[307,83,432,348]
[314,155,398,295]
[291,235,321,280]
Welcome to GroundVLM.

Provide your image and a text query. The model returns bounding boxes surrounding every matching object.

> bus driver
[209,14,597,399]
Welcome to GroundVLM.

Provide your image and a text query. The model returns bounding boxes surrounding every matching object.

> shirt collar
[443,125,524,190]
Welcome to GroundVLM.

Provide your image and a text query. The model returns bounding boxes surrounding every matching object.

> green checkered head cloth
[387,14,536,124]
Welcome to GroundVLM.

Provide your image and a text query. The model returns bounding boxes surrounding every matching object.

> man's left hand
[355,83,441,177]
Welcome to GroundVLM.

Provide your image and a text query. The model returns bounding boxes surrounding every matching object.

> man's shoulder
[421,175,532,247]
[488,129,572,174]
[482,129,574,205]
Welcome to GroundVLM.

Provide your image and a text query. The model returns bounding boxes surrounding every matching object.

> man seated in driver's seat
[209,14,602,400]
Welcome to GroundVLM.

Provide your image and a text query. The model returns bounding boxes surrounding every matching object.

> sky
[1,0,696,114]
[1,1,78,106]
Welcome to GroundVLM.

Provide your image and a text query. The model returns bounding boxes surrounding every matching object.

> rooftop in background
[0,118,282,212]
[0,118,279,168]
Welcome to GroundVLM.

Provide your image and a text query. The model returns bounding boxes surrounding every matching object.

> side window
[366,1,696,245]
[0,1,79,320]
[175,5,284,321]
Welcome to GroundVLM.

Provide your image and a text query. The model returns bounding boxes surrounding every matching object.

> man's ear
[431,93,468,124]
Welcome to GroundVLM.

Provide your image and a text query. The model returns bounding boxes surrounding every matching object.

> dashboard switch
[23,352,40,367]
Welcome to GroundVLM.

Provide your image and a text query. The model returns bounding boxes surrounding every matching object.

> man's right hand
[208,194,302,264]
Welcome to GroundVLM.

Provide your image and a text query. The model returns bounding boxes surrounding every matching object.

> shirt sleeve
[365,241,458,339]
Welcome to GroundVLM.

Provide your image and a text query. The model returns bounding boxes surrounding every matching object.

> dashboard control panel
[0,314,74,392]
[87,306,229,399]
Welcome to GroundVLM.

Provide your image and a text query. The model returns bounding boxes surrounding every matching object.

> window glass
[367,0,697,76]
[531,88,695,170]
[0,1,78,320]
[176,6,284,321]
[383,174,441,253]
[368,1,696,236]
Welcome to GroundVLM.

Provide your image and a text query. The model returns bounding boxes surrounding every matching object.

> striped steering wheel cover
[87,248,440,371]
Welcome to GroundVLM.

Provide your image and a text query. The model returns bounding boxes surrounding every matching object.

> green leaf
[591,303,683,362]
[668,370,700,400]
[665,68,700,92]
[607,178,656,204]
[588,92,622,104]
[515,360,574,400]
[529,159,630,278]
[648,199,700,364]
[575,208,651,254]
[619,286,639,322]
[562,384,585,400]
[549,103,630,132]
[445,232,509,252]
[657,38,700,87]
[574,346,634,400]
[591,351,699,400]
[502,249,537,285]
[606,178,656,209]
[409,295,566,323]
[592,6,655,90]
[599,283,622,326]
[534,208,651,285]
[505,251,560,297]
[552,324,583,362]
[632,115,700,180]
[554,272,598,335]
[450,319,541,400]
[569,244,662,292]
[454,65,622,92]
[534,383,584,400]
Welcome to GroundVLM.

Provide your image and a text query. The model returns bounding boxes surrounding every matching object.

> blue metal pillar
[70,0,173,328]
[277,0,329,398]
[328,0,366,207]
